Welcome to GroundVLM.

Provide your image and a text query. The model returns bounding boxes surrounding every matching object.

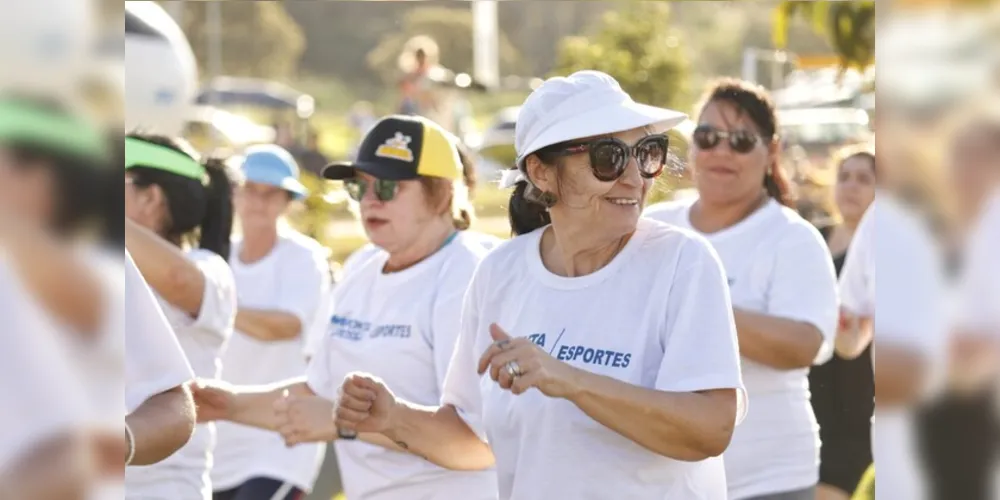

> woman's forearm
[566,370,737,462]
[733,309,824,369]
[381,403,494,471]
[835,316,874,360]
[235,309,302,342]
[127,385,196,466]
[873,344,928,407]
[230,380,312,431]
[0,432,93,500]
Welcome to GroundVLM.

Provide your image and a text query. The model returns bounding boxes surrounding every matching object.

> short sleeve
[430,267,476,392]
[276,247,331,336]
[440,265,488,440]
[188,251,237,339]
[839,205,874,317]
[305,329,334,399]
[125,251,194,413]
[656,237,747,424]
[873,203,948,357]
[956,192,1000,334]
[764,228,840,365]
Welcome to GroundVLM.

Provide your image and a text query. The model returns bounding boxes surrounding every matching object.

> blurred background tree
[553,2,692,110]
[173,2,306,79]
[774,1,876,70]
[366,6,525,84]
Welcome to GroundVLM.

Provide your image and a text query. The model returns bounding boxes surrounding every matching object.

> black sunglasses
[344,177,399,202]
[551,134,669,182]
[692,125,761,154]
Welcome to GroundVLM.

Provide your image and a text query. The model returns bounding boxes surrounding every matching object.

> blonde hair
[419,176,474,230]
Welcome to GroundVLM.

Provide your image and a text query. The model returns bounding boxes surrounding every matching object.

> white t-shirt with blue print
[308,231,499,500]
[442,218,747,500]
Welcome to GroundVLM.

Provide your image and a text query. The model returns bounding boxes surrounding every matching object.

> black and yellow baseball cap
[323,115,462,181]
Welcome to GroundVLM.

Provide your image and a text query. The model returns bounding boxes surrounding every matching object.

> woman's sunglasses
[692,125,761,154]
[551,134,669,182]
[344,177,399,202]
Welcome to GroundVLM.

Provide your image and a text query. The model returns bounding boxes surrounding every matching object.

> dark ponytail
[764,161,795,208]
[103,132,126,246]
[126,134,235,261]
[508,180,551,236]
[199,158,235,260]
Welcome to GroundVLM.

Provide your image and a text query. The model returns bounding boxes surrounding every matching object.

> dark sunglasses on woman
[344,177,399,202]
[692,125,761,154]
[551,133,669,182]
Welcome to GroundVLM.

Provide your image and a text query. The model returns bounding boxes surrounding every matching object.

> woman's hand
[334,373,396,435]
[478,324,582,399]
[190,380,236,423]
[274,391,337,447]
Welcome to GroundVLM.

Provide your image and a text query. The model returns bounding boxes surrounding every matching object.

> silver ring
[505,361,523,378]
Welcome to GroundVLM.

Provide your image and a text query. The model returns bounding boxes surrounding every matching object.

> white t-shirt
[126,249,237,500]
[308,232,498,500]
[341,231,504,278]
[212,230,329,493]
[839,194,948,500]
[0,256,92,474]
[645,198,839,499]
[441,219,747,500]
[124,249,194,414]
[956,189,1000,335]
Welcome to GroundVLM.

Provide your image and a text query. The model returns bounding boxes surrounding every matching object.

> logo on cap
[375,132,414,163]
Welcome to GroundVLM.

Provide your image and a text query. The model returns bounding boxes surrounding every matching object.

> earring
[538,191,558,208]
[525,184,558,209]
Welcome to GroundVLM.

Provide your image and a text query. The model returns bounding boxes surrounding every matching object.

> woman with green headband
[124,133,239,500]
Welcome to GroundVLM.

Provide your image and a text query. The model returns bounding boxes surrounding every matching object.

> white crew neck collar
[525,219,652,290]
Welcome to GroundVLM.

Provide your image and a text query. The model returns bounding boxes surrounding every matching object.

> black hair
[4,143,111,240]
[0,99,115,243]
[104,131,126,246]
[507,143,569,236]
[126,133,235,260]
[697,78,795,207]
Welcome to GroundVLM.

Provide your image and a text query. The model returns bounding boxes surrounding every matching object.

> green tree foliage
[773,1,876,70]
[552,2,692,110]
[174,2,306,80]
[366,6,524,83]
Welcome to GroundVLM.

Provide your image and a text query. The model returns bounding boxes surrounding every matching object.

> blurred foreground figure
[837,151,949,500]
[124,1,198,137]
[0,256,96,500]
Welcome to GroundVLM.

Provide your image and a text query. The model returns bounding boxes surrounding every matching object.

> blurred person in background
[808,146,877,500]
[194,115,498,500]
[334,71,746,499]
[917,104,1000,500]
[296,129,329,178]
[211,145,328,500]
[645,78,838,500]
[341,137,502,276]
[124,133,239,499]
[398,37,439,116]
[836,115,950,500]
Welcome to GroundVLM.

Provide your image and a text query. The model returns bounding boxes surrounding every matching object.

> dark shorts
[743,486,816,500]
[213,477,304,500]
[819,435,873,494]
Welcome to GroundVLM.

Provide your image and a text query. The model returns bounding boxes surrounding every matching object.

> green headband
[0,99,108,163]
[125,137,206,181]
